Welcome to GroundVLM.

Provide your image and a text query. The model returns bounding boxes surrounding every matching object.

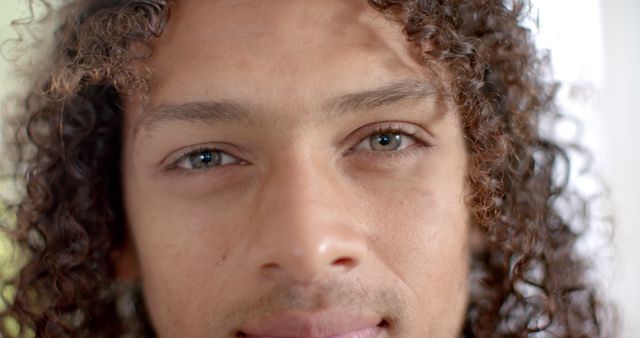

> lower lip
[244,324,385,338]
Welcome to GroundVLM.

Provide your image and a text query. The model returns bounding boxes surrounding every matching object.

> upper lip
[239,309,384,338]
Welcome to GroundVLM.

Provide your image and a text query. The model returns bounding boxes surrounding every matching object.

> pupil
[370,133,402,151]
[189,150,220,169]
[200,152,213,163]
[378,134,391,146]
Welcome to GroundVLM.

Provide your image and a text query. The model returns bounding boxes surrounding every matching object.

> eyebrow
[322,79,437,117]
[135,79,438,134]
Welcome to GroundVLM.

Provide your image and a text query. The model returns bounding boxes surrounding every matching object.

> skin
[120,0,470,337]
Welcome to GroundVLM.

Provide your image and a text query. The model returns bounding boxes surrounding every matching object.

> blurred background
[0,0,638,336]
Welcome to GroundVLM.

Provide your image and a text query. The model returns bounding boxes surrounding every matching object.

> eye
[351,125,420,153]
[173,148,241,170]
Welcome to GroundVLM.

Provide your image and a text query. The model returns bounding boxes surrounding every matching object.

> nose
[247,156,367,284]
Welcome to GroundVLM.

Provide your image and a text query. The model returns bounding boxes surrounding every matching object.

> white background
[1,1,638,336]
[533,0,639,336]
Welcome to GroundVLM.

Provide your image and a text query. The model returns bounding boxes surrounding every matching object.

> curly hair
[0,0,611,337]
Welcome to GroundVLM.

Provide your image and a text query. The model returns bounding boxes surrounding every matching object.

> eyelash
[351,123,420,149]
[166,146,243,171]
[166,123,429,174]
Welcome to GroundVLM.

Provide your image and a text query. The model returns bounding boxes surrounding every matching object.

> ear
[111,233,141,281]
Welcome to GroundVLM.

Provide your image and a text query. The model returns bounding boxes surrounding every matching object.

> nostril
[332,257,355,267]
[261,262,278,270]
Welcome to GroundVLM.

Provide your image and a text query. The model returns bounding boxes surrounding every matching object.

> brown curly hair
[0,0,612,337]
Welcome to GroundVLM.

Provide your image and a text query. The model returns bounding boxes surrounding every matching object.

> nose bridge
[248,152,366,283]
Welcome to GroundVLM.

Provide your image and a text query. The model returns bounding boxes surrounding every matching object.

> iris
[370,133,402,151]
[188,150,222,169]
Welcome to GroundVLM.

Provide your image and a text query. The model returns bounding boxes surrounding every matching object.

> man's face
[121,1,469,337]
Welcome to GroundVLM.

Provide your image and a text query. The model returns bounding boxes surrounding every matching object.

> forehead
[144,0,429,111]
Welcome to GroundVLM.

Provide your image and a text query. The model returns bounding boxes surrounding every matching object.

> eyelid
[345,121,431,153]
[162,143,245,171]
[174,148,234,170]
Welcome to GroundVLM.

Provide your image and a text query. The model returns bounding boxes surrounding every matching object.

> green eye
[369,133,403,151]
[352,125,418,153]
[174,148,240,170]
[187,150,222,169]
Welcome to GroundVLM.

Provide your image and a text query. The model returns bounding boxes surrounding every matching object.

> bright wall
[0,1,25,102]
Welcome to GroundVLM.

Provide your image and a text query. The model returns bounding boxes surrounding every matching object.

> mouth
[237,312,390,338]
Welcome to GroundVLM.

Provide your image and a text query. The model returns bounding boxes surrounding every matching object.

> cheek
[371,190,469,336]
[364,178,469,291]
[123,179,249,336]
[355,146,469,332]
